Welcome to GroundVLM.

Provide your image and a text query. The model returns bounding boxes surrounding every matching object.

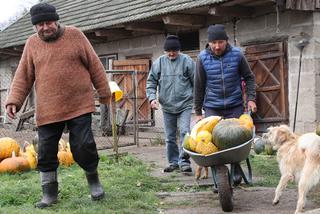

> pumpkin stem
[23,141,30,152]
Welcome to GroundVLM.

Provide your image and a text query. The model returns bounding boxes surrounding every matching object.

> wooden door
[112,59,151,124]
[244,42,288,133]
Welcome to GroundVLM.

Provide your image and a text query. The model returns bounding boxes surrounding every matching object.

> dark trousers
[37,113,99,172]
[204,105,244,119]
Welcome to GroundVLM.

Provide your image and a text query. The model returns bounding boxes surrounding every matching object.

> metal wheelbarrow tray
[183,138,254,212]
[184,138,253,167]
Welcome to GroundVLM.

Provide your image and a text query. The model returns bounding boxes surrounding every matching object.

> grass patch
[249,154,281,187]
[0,151,297,213]
[0,154,181,214]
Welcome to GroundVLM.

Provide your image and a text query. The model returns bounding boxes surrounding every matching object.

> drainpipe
[293,38,309,132]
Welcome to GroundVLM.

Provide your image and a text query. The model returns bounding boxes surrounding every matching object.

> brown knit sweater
[6,26,111,126]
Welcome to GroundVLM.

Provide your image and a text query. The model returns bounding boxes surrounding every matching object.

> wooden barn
[0,0,319,134]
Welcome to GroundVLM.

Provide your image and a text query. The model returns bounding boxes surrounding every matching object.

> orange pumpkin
[0,137,20,161]
[19,141,37,170]
[239,113,254,130]
[57,139,75,167]
[0,151,30,173]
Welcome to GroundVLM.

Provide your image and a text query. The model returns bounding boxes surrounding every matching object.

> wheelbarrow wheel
[216,165,233,212]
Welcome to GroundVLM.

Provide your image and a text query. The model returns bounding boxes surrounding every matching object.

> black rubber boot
[85,170,105,201]
[233,163,243,186]
[35,171,58,208]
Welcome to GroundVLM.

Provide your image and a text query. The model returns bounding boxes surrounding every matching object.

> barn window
[178,31,199,51]
[99,54,118,70]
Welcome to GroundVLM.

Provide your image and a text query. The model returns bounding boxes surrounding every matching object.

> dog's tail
[299,133,320,156]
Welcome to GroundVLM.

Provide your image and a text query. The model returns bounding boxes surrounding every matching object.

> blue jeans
[204,105,244,119]
[163,108,192,167]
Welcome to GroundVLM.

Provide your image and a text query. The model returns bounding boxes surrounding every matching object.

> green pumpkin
[253,137,265,154]
[264,143,276,155]
[212,119,253,150]
[183,133,191,151]
[316,123,320,136]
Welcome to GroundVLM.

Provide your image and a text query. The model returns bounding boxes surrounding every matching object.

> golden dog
[195,166,209,180]
[263,125,320,214]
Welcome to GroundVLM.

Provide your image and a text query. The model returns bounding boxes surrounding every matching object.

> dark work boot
[85,170,105,201]
[233,163,243,186]
[35,171,58,208]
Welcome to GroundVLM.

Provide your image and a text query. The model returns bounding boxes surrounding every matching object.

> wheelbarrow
[183,138,253,212]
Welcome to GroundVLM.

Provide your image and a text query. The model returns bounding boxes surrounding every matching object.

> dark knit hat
[30,3,59,25]
[163,35,181,51]
[207,24,228,42]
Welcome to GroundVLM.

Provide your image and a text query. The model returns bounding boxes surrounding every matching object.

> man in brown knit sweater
[5,3,111,208]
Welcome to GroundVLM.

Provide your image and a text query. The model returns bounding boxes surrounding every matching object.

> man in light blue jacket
[146,35,195,173]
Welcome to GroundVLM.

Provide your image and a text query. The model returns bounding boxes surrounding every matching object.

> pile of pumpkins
[0,137,75,173]
[183,114,254,155]
[252,136,276,155]
[253,122,320,155]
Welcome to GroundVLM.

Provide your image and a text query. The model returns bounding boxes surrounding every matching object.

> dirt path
[110,143,320,214]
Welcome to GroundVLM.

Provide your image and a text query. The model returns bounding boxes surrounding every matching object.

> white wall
[0,57,19,118]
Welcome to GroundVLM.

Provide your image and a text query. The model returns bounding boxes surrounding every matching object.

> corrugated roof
[0,0,227,48]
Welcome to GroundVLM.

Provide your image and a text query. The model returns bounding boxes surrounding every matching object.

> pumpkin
[316,123,320,136]
[20,141,37,169]
[57,139,75,167]
[200,116,222,133]
[195,141,218,155]
[265,143,276,155]
[0,137,20,161]
[253,137,265,154]
[183,133,192,151]
[239,113,254,130]
[189,137,198,152]
[196,130,213,144]
[212,118,253,150]
[0,151,30,173]
[190,116,221,139]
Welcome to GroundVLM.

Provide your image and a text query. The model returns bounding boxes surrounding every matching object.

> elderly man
[146,35,195,173]
[5,3,111,208]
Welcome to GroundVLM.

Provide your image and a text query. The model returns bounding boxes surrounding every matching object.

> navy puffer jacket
[198,46,243,109]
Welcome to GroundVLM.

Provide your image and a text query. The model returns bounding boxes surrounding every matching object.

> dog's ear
[275,128,291,145]
[279,125,291,132]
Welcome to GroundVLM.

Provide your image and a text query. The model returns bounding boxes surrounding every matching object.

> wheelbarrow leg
[230,158,253,186]
[210,166,218,193]
[243,158,252,184]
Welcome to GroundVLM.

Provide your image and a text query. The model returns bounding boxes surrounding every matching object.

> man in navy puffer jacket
[194,24,257,186]
[194,24,257,121]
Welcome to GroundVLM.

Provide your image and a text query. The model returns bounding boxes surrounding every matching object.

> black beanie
[207,24,228,42]
[163,35,181,51]
[30,3,59,25]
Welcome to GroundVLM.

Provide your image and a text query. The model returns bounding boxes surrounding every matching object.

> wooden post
[132,70,139,147]
[111,99,119,161]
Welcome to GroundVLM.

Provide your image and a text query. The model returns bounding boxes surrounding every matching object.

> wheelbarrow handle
[244,110,252,116]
